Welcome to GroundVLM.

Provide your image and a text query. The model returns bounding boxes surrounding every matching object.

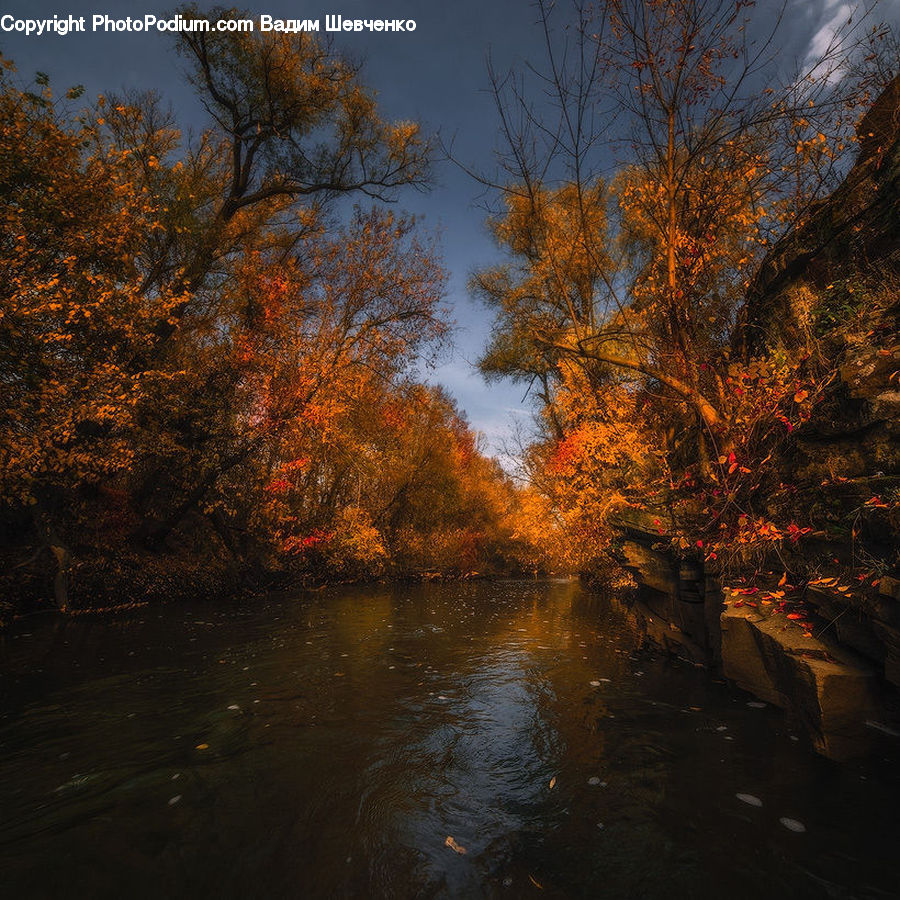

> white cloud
[807,0,854,62]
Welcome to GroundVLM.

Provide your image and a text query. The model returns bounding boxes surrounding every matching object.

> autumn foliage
[0,18,534,614]
[474,0,898,581]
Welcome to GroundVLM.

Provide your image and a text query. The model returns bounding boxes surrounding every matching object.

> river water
[1,579,898,898]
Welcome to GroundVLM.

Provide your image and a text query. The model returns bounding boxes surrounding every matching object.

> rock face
[602,79,899,759]
[611,510,889,759]
[737,74,900,359]
[749,77,900,694]
[720,594,878,760]
[737,73,899,526]
[611,506,722,663]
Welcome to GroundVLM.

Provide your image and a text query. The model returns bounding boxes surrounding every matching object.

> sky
[2,0,896,460]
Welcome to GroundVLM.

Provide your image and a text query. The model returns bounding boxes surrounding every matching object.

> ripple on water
[0,580,898,898]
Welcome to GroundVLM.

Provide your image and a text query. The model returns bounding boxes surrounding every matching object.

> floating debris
[779,817,806,833]
[549,776,557,790]
[195,743,209,751]
[588,776,601,786]
[168,795,182,806]
[865,720,900,737]
[54,773,99,793]
[747,701,767,708]
[445,836,467,855]
[736,793,763,807]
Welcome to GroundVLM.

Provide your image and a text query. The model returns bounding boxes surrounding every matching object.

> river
[1,579,898,898]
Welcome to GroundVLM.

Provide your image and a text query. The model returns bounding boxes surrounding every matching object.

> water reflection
[0,579,898,898]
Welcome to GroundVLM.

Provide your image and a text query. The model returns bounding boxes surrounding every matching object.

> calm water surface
[1,579,898,899]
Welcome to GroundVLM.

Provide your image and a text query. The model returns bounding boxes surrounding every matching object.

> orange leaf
[444,836,467,855]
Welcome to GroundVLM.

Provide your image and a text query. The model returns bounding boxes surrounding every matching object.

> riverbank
[0,540,543,627]
[605,506,900,759]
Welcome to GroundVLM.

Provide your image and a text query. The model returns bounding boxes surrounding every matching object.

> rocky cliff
[609,76,900,759]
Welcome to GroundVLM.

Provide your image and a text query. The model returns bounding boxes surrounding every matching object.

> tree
[470,0,893,572]
[0,15,448,606]
[139,5,430,341]
[92,7,435,548]
[474,0,878,445]
[0,66,184,604]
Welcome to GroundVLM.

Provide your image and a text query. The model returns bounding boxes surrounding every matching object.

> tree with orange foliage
[0,13,451,608]
[472,0,892,573]
[477,0,872,438]
[0,65,189,606]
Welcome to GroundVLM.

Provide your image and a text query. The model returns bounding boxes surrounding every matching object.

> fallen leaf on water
[195,743,209,750]
[778,572,787,587]
[529,875,544,889]
[736,793,763,807]
[779,817,806,833]
[168,795,182,807]
[549,776,556,790]
[444,836,467,855]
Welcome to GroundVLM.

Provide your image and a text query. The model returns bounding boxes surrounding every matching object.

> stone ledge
[721,595,878,759]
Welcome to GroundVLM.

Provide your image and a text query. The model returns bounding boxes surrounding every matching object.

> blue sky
[2,0,894,461]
